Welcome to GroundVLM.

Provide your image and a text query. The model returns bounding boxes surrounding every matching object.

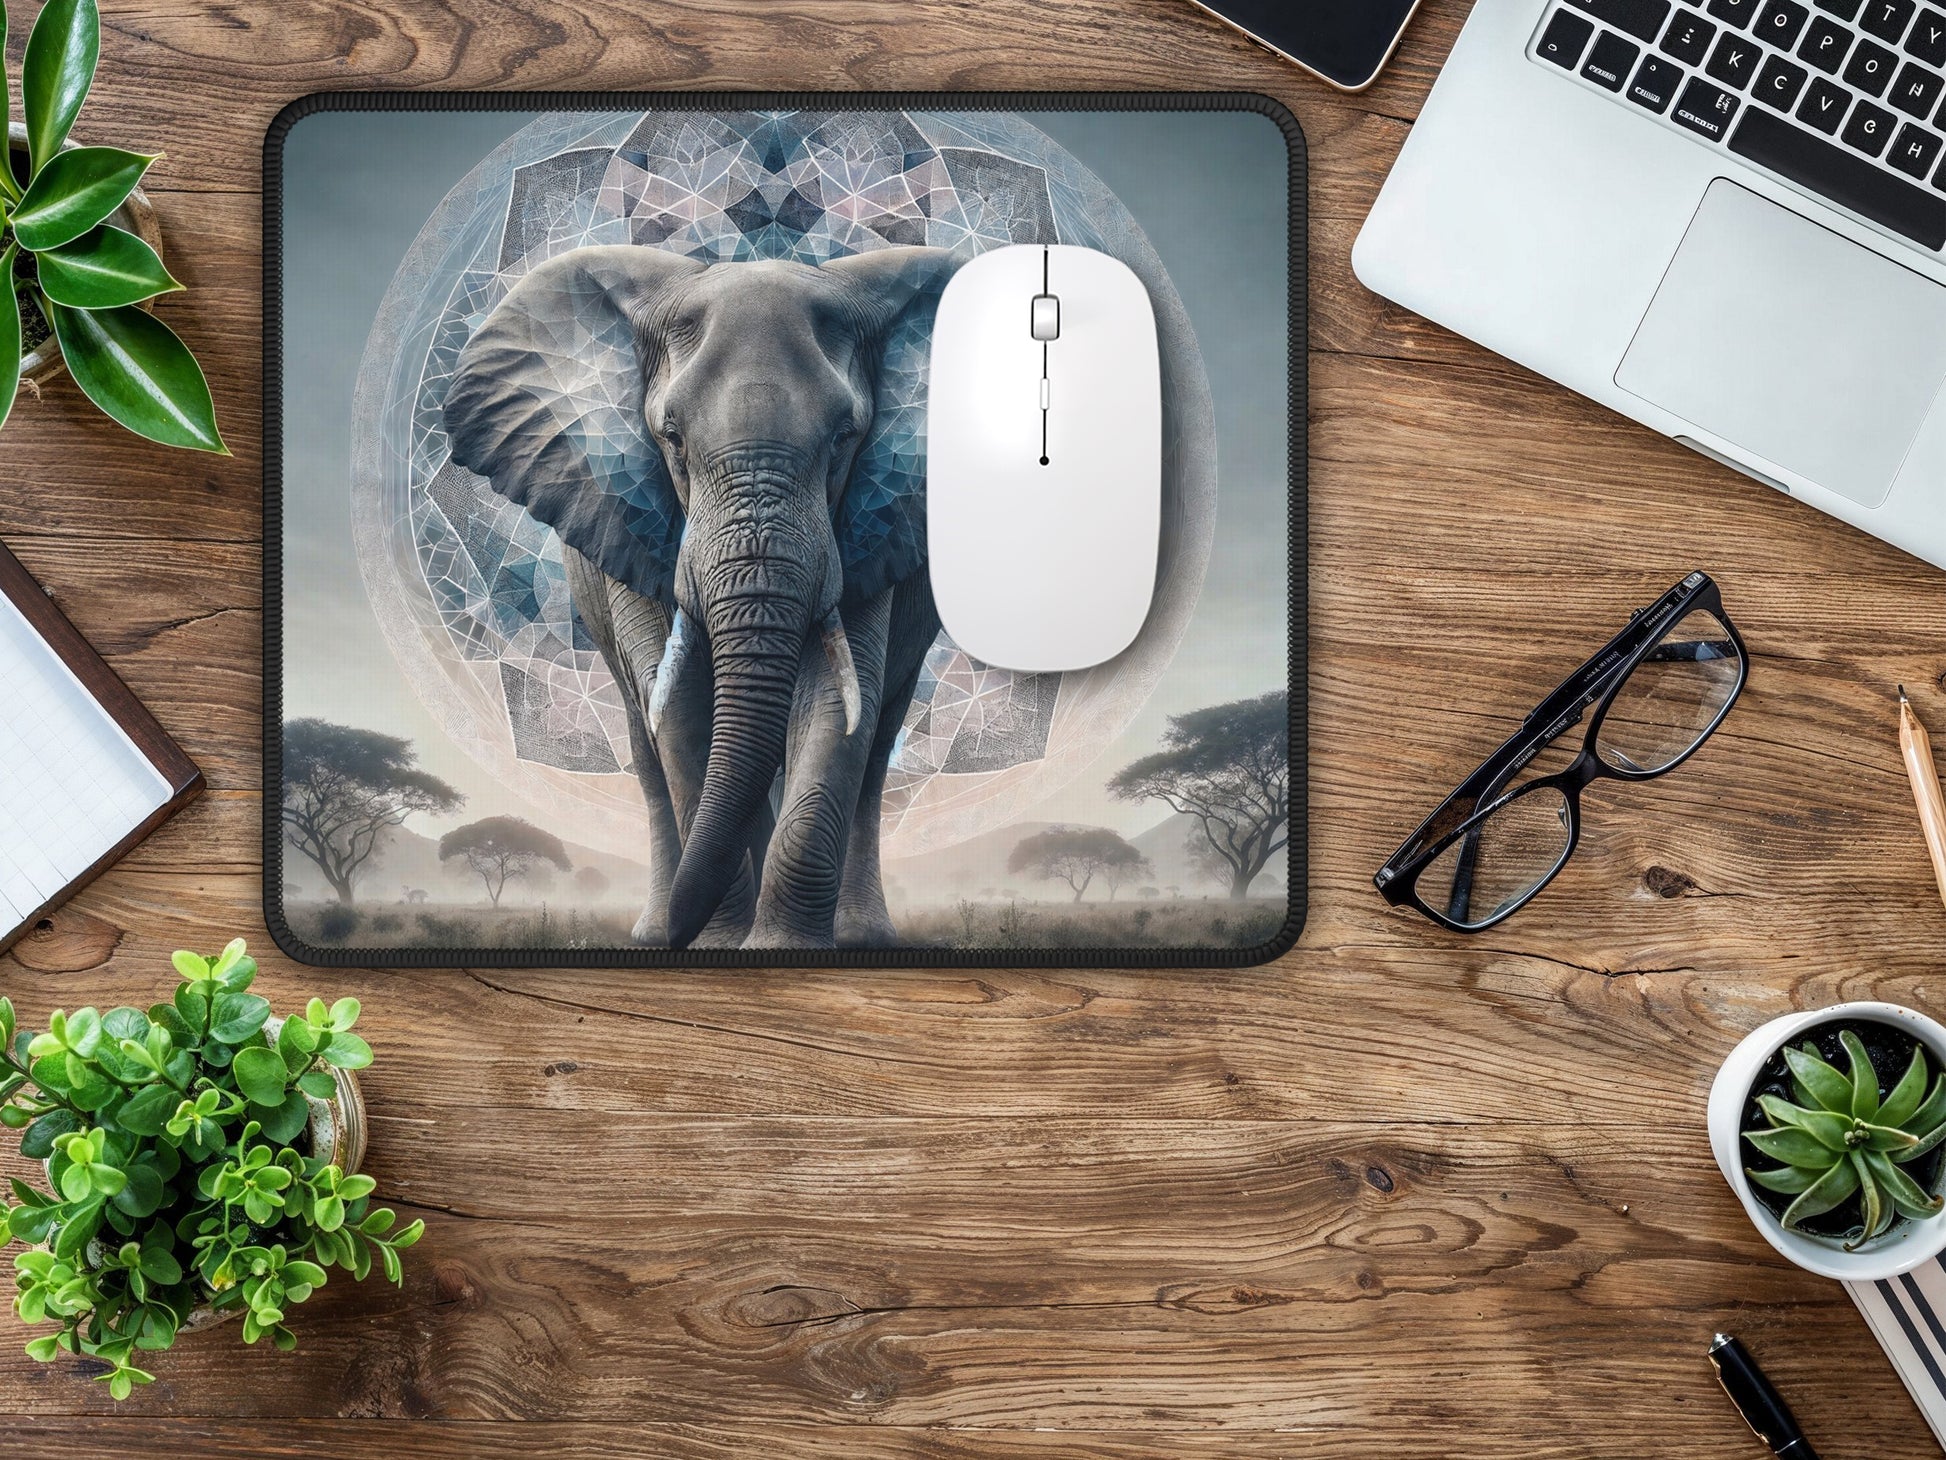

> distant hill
[281,823,651,908]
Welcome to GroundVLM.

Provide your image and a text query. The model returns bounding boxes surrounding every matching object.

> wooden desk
[0,1,1941,1453]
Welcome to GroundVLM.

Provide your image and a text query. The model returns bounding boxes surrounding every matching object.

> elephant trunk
[665,453,841,948]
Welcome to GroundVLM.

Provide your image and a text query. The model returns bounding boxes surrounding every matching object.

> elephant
[442,243,960,950]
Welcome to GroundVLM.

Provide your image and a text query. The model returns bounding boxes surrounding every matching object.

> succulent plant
[1745,1030,1946,1247]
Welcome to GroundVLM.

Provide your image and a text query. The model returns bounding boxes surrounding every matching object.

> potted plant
[1710,1001,1946,1281]
[0,0,223,451]
[0,939,421,1398]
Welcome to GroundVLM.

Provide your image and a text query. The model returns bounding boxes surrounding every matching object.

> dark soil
[7,242,48,352]
[1740,1018,1946,1242]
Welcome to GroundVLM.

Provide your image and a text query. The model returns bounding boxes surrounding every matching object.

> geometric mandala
[350,109,1217,859]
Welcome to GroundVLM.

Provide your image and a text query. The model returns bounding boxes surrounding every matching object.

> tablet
[1189,0,1420,90]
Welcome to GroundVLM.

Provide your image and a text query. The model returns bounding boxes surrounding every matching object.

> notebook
[0,539,201,949]
[1848,1264,1946,1449]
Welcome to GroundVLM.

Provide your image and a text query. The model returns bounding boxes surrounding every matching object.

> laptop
[1354,0,1946,570]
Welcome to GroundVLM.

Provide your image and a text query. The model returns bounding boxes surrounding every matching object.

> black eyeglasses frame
[1373,571,1747,933]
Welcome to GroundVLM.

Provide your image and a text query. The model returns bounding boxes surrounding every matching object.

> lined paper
[0,589,170,938]
[1848,1262,1946,1450]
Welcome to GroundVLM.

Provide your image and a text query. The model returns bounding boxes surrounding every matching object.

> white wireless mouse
[927,243,1161,673]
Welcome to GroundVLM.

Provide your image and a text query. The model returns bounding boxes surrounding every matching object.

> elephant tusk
[821,609,862,737]
[648,609,693,739]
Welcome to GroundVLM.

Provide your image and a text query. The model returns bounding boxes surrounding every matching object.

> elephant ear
[442,245,706,604]
[820,247,962,605]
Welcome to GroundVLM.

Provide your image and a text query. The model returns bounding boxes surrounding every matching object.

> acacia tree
[1108,689,1290,901]
[574,865,611,900]
[438,816,572,907]
[282,720,463,905]
[1006,825,1146,903]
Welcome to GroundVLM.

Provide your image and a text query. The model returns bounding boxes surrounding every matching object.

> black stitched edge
[262,90,1308,971]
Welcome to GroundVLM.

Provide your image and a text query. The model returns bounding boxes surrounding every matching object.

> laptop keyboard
[1530,0,1946,251]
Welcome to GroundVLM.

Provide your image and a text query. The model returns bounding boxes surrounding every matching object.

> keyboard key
[1799,74,1855,128]
[1708,0,1763,22]
[1673,73,1744,134]
[1863,0,1919,38]
[1708,29,1765,83]
[1845,36,1902,90]
[1730,104,1946,243]
[1567,0,1675,42]
[1844,95,1900,147]
[1815,0,1863,15]
[1757,0,1812,44]
[1910,6,1946,62]
[1538,7,1598,66]
[1891,59,1946,112]
[1756,51,1813,105]
[1631,52,1688,107]
[1585,28,1644,86]
[1664,8,1719,59]
[1888,119,1946,172]
[1800,14,1857,68]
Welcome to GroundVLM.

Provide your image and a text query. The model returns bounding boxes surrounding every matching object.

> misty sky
[280,108,1289,846]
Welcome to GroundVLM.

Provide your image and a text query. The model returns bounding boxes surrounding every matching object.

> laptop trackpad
[1616,179,1946,509]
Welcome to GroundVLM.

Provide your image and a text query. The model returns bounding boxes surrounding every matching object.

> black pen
[1710,1333,1821,1459]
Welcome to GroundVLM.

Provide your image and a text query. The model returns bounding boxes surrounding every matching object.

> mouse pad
[265,92,1305,968]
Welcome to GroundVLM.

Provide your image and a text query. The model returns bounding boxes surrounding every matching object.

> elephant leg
[837,576,939,948]
[744,589,894,948]
[563,547,756,947]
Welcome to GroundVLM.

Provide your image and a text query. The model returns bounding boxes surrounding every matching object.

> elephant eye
[832,422,858,450]
[661,423,685,455]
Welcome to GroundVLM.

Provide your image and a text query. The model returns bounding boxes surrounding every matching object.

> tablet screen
[1192,0,1420,89]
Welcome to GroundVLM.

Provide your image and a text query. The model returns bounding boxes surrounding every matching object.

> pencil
[1899,686,1946,914]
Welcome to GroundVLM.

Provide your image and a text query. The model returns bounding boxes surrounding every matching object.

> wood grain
[0,0,1942,1453]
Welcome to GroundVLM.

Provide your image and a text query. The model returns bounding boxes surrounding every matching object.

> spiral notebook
[0,540,202,948]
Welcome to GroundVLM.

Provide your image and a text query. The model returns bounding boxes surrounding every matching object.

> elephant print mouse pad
[266,94,1304,968]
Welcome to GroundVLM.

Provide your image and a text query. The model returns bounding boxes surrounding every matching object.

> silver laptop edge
[1354,0,1946,570]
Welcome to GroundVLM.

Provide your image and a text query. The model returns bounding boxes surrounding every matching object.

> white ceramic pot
[1709,1001,1946,1282]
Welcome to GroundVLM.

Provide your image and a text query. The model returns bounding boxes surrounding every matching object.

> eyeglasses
[1375,572,1747,933]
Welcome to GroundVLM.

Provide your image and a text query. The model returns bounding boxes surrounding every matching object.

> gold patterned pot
[6,121,166,388]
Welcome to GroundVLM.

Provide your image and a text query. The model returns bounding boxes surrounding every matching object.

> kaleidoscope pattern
[349,109,1217,859]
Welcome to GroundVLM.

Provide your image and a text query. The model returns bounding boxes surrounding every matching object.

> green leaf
[21,0,99,179]
[19,1108,81,1161]
[101,1007,147,1042]
[230,1046,288,1108]
[9,1203,58,1245]
[0,246,20,433]
[10,148,154,252]
[46,299,226,453]
[257,1089,309,1145]
[63,1007,100,1058]
[1861,1121,1923,1152]
[328,998,360,1031]
[379,1242,402,1285]
[278,1018,317,1068]
[23,1335,59,1363]
[1856,1151,1890,1242]
[172,980,207,1033]
[1881,1045,1933,1128]
[1897,1122,1946,1164]
[171,950,209,981]
[1864,1149,1945,1223]
[1844,1031,1881,1121]
[322,1033,372,1071]
[1756,1095,1854,1150]
[207,991,270,1046]
[296,1069,335,1100]
[35,226,179,309]
[109,1161,161,1218]
[1781,1155,1862,1227]
[1744,1125,1839,1168]
[211,938,247,978]
[57,1161,92,1203]
[1907,1076,1946,1138]
[1748,1164,1821,1194]
[391,1218,424,1250]
[1785,1043,1857,1115]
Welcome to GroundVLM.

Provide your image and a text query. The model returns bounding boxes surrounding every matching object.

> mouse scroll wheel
[1030,293,1060,342]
